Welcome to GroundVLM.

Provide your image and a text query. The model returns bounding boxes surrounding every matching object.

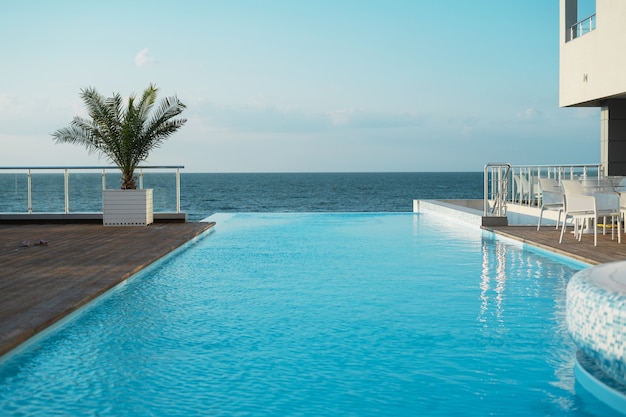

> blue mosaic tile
[567,261,626,385]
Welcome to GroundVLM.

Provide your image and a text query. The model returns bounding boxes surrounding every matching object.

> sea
[0,172,484,222]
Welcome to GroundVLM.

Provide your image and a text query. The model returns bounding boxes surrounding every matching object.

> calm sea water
[0,172,483,221]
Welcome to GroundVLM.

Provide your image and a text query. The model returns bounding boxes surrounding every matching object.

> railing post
[484,166,489,217]
[64,168,70,214]
[176,168,181,214]
[502,166,508,216]
[139,168,144,189]
[102,169,107,190]
[27,169,32,214]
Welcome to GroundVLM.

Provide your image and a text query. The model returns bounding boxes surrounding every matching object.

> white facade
[560,0,626,175]
[560,0,626,107]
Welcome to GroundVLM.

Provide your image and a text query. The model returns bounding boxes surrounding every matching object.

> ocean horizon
[0,172,484,222]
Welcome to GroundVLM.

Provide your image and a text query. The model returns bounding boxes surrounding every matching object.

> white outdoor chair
[611,177,626,221]
[580,177,615,193]
[513,174,529,204]
[559,179,621,246]
[537,178,564,231]
[607,176,626,191]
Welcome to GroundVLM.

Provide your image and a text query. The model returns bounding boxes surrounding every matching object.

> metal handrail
[484,163,511,217]
[0,165,184,214]
[0,165,184,170]
[569,14,596,41]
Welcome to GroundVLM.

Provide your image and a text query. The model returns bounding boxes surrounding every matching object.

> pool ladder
[484,163,511,218]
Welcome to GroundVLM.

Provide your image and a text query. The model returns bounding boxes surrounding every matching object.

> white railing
[509,163,603,208]
[0,165,183,215]
[570,14,596,41]
[484,163,510,217]
[484,163,604,216]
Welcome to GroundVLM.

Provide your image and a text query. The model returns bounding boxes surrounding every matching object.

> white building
[560,0,626,175]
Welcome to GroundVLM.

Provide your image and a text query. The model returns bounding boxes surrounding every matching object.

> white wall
[560,0,626,107]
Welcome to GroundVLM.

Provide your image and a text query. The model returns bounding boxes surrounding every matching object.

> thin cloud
[460,116,479,137]
[517,107,544,121]
[200,102,326,133]
[192,99,426,134]
[463,126,474,136]
[328,109,425,129]
[575,107,599,119]
[135,48,155,67]
[0,93,16,112]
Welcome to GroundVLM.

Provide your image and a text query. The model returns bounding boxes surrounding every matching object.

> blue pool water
[0,213,620,416]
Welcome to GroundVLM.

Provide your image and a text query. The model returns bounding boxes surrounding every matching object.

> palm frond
[52,84,187,189]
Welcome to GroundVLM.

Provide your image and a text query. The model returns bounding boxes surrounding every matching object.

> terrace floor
[486,224,626,265]
[0,222,214,358]
[418,199,626,265]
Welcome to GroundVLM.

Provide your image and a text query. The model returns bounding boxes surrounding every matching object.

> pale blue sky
[0,1,599,172]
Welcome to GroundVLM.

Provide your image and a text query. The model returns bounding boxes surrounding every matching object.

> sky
[0,0,600,173]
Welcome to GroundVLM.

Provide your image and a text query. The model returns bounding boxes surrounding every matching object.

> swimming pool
[0,212,621,416]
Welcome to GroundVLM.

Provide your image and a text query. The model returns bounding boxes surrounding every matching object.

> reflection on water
[479,240,508,325]
[477,232,582,407]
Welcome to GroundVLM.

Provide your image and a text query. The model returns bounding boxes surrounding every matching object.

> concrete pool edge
[413,199,491,227]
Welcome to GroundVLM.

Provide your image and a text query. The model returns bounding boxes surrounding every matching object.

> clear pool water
[0,213,621,416]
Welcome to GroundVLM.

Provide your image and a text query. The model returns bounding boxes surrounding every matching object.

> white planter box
[102,189,154,226]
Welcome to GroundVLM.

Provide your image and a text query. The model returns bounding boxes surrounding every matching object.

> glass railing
[570,14,596,41]
[0,166,183,214]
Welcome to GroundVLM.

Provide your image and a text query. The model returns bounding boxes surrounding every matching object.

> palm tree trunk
[121,174,137,190]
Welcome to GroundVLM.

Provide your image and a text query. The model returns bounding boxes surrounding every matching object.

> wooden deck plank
[485,225,626,265]
[0,222,214,357]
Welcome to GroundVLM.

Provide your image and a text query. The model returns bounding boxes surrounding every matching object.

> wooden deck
[486,225,626,265]
[0,222,214,357]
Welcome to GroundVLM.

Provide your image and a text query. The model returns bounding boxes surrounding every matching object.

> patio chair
[513,174,529,204]
[607,176,626,191]
[610,177,626,221]
[589,177,626,224]
[537,178,564,231]
[559,179,621,246]
[580,177,615,193]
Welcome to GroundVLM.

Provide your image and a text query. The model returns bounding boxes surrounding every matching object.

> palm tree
[52,84,187,189]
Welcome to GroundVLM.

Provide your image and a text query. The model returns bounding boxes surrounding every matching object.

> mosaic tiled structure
[567,262,626,386]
